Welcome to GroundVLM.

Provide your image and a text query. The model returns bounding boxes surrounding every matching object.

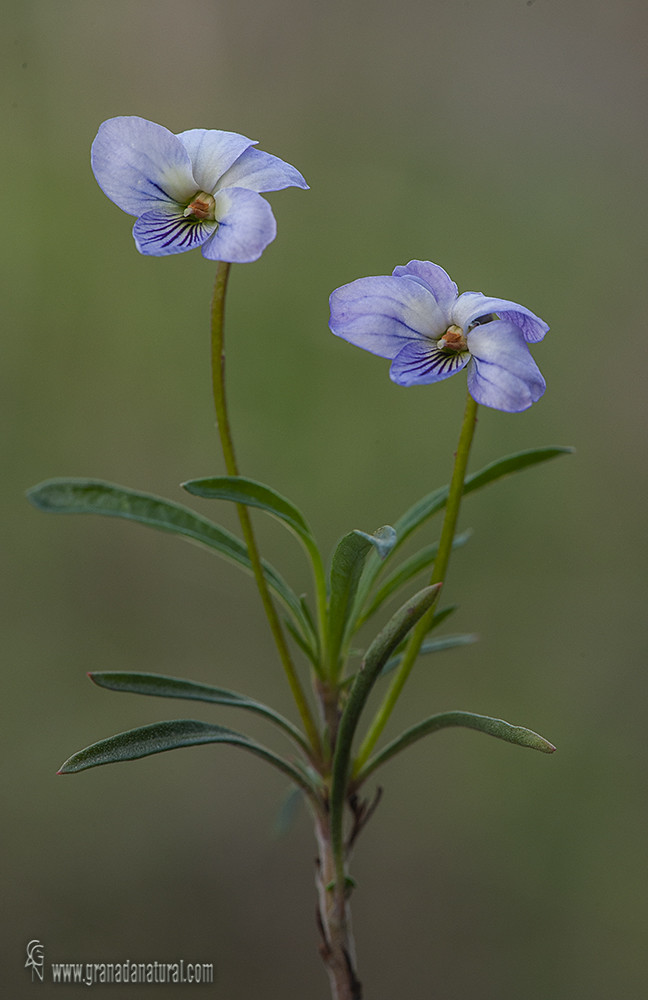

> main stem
[209,263,320,754]
[354,391,479,773]
[314,813,362,1000]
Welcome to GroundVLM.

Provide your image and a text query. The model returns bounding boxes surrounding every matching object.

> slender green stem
[353,391,479,775]
[210,263,321,755]
[305,539,329,678]
[429,391,479,587]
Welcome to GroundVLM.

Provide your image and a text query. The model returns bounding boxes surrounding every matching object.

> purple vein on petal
[133,212,215,255]
[390,342,470,386]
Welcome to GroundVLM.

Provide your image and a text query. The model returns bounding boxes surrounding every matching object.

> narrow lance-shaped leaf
[381,633,479,675]
[396,446,573,548]
[329,583,442,871]
[424,604,458,631]
[182,476,321,564]
[355,710,556,784]
[463,446,574,496]
[89,672,309,751]
[273,785,305,837]
[284,616,319,666]
[327,526,395,675]
[182,477,329,668]
[58,719,320,801]
[356,446,573,607]
[357,531,471,628]
[27,479,316,653]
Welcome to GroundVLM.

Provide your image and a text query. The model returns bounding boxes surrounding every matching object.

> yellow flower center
[437,325,468,353]
[183,192,216,222]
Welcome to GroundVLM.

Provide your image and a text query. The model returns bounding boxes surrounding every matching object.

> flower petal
[391,261,458,312]
[133,207,217,256]
[176,129,257,193]
[91,117,197,216]
[452,292,549,343]
[200,187,277,263]
[329,275,447,359]
[466,320,546,411]
[217,146,308,193]
[389,341,470,386]
[496,308,549,344]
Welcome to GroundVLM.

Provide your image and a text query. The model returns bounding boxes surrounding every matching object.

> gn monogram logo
[25,940,44,982]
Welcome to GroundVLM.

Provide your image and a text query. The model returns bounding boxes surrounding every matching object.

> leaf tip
[25,483,46,509]
[520,728,557,754]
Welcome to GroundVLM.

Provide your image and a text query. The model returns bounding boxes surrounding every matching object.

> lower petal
[389,341,470,387]
[133,208,217,256]
[201,187,276,262]
[466,321,546,411]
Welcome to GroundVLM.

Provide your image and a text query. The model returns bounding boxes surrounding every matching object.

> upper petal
[217,146,308,193]
[466,320,546,411]
[176,129,257,193]
[91,117,197,216]
[452,291,549,343]
[496,308,549,343]
[200,187,277,263]
[390,340,470,386]
[133,206,217,256]
[329,275,447,360]
[391,261,458,312]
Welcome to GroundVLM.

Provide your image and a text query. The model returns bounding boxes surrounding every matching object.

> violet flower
[91,116,308,263]
[329,260,548,412]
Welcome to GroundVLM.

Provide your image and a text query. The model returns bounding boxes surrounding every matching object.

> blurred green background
[3,1,647,997]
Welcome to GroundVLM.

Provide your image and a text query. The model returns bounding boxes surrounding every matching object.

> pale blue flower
[329,260,548,412]
[91,116,308,263]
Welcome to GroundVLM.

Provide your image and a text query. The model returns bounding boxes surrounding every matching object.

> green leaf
[327,527,393,672]
[284,616,319,666]
[425,604,458,630]
[329,583,442,867]
[356,710,556,782]
[57,719,319,798]
[340,584,443,736]
[396,446,573,549]
[27,479,314,650]
[353,525,397,559]
[381,633,478,675]
[355,446,572,607]
[390,485,449,549]
[463,446,574,496]
[341,607,459,681]
[182,476,317,554]
[357,531,471,627]
[273,785,305,837]
[89,671,308,750]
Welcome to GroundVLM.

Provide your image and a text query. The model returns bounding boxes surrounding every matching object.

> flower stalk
[210,262,321,755]
[353,391,479,774]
